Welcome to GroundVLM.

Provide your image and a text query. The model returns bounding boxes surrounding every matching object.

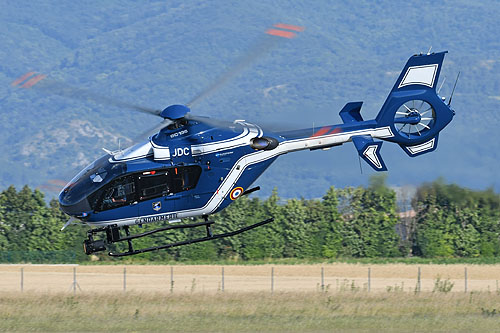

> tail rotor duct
[393,100,436,139]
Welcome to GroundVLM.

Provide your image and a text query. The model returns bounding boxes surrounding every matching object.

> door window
[137,166,202,201]
[170,166,202,193]
[137,170,170,201]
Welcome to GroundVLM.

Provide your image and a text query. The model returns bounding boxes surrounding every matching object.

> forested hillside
[1,177,498,263]
[0,1,499,199]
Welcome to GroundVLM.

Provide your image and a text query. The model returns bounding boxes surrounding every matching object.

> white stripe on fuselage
[90,125,393,227]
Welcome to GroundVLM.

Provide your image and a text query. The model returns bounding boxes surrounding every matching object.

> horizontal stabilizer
[400,135,439,157]
[352,135,387,171]
[339,102,364,124]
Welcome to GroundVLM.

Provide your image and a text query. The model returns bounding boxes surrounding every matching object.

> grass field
[1,264,500,331]
[1,291,500,331]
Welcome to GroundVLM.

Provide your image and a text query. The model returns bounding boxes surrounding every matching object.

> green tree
[413,180,500,257]
[335,175,401,257]
[281,198,310,258]
[259,188,285,258]
[1,186,46,251]
[321,186,343,258]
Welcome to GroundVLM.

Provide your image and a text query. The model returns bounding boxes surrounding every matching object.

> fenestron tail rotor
[393,99,436,138]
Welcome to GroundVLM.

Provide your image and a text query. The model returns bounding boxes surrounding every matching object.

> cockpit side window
[90,175,136,212]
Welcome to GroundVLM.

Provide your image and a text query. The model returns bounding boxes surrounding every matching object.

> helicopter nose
[59,193,92,218]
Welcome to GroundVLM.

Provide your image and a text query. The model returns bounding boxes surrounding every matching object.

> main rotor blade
[17,76,162,117]
[186,24,304,108]
[131,119,172,143]
[186,114,242,130]
[187,114,297,133]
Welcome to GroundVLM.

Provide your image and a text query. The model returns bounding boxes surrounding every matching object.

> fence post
[221,267,225,292]
[368,267,371,292]
[73,267,76,295]
[123,267,126,292]
[321,267,325,292]
[464,267,468,293]
[271,267,274,294]
[70,267,81,295]
[20,267,24,292]
[417,266,421,293]
[170,266,174,293]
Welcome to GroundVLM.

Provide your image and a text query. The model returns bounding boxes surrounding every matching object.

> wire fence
[1,264,500,294]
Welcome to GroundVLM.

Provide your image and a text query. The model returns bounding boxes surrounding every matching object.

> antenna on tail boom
[448,71,461,106]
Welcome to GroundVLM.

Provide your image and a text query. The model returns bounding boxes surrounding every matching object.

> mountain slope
[0,0,499,198]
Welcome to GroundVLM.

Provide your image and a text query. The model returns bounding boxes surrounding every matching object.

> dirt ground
[1,263,499,294]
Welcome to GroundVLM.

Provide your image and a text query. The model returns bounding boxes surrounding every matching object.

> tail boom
[274,51,454,171]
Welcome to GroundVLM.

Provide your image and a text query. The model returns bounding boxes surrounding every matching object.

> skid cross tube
[108,218,274,257]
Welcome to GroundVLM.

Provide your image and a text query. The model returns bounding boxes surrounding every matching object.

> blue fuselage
[59,120,278,226]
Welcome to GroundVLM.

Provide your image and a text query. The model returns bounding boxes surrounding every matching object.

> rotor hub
[406,110,421,124]
[160,104,190,120]
[393,100,436,138]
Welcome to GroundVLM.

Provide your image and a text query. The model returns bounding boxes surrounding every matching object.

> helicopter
[13,24,455,257]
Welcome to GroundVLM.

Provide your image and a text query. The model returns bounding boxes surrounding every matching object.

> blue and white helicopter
[43,25,455,257]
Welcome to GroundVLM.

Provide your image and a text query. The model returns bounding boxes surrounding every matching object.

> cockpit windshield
[59,154,127,206]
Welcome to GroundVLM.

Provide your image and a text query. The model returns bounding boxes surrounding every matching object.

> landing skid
[83,217,274,257]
